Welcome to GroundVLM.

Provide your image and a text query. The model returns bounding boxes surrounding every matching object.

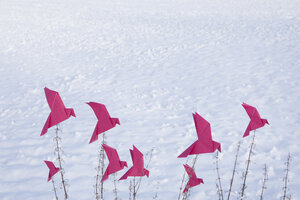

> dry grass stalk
[54,125,68,199]
[227,141,241,200]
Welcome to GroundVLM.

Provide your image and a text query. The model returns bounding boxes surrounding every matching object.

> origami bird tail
[243,124,251,138]
[101,168,109,182]
[41,115,51,136]
[89,125,99,144]
[178,142,196,158]
[119,167,132,180]
[183,183,190,193]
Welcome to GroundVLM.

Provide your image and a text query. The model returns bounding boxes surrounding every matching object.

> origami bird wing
[242,103,261,121]
[132,145,144,170]
[44,87,66,112]
[178,140,199,158]
[103,144,121,166]
[86,102,111,122]
[193,112,212,142]
[184,164,197,179]
[44,160,59,182]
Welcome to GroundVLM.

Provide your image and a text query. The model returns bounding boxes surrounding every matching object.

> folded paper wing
[87,102,120,144]
[178,113,221,158]
[119,145,149,180]
[41,87,76,136]
[101,144,127,182]
[44,160,60,182]
[183,164,204,193]
[242,103,269,137]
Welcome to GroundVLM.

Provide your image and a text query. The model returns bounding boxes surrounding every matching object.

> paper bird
[119,145,149,180]
[183,164,204,193]
[242,103,269,137]
[44,160,60,182]
[178,112,221,158]
[87,102,120,144]
[101,144,127,182]
[41,87,76,136]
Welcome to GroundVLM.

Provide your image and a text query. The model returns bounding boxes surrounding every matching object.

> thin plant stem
[240,130,256,199]
[55,125,68,200]
[133,177,136,200]
[51,178,59,200]
[282,153,291,200]
[113,173,118,200]
[260,164,268,200]
[177,170,186,200]
[95,132,106,200]
[216,151,224,200]
[227,141,241,200]
[129,180,132,200]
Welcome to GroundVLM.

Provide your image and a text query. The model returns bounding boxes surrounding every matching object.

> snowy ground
[0,0,300,199]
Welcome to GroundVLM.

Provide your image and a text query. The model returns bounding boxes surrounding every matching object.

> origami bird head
[41,87,76,136]
[242,103,269,137]
[44,160,60,182]
[111,118,120,126]
[262,118,269,125]
[143,168,150,177]
[213,141,221,152]
[120,160,128,168]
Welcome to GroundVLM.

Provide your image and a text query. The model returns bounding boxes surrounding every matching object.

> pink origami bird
[44,160,60,182]
[101,144,127,182]
[41,87,76,136]
[242,103,269,137]
[178,112,221,158]
[119,145,149,180]
[183,164,204,193]
[87,102,120,144]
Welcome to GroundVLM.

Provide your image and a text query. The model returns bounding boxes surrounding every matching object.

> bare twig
[51,178,59,200]
[113,173,118,200]
[227,141,241,200]
[152,177,160,199]
[282,153,291,200]
[55,125,68,200]
[135,148,153,193]
[240,130,256,199]
[95,132,106,200]
[216,151,224,200]
[177,165,186,200]
[259,164,268,200]
[129,180,132,200]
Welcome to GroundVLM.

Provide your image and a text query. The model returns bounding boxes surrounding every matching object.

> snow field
[0,0,300,199]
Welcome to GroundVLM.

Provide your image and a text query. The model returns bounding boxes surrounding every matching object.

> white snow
[0,0,300,199]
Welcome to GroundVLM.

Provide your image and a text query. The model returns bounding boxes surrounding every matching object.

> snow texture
[0,0,299,199]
